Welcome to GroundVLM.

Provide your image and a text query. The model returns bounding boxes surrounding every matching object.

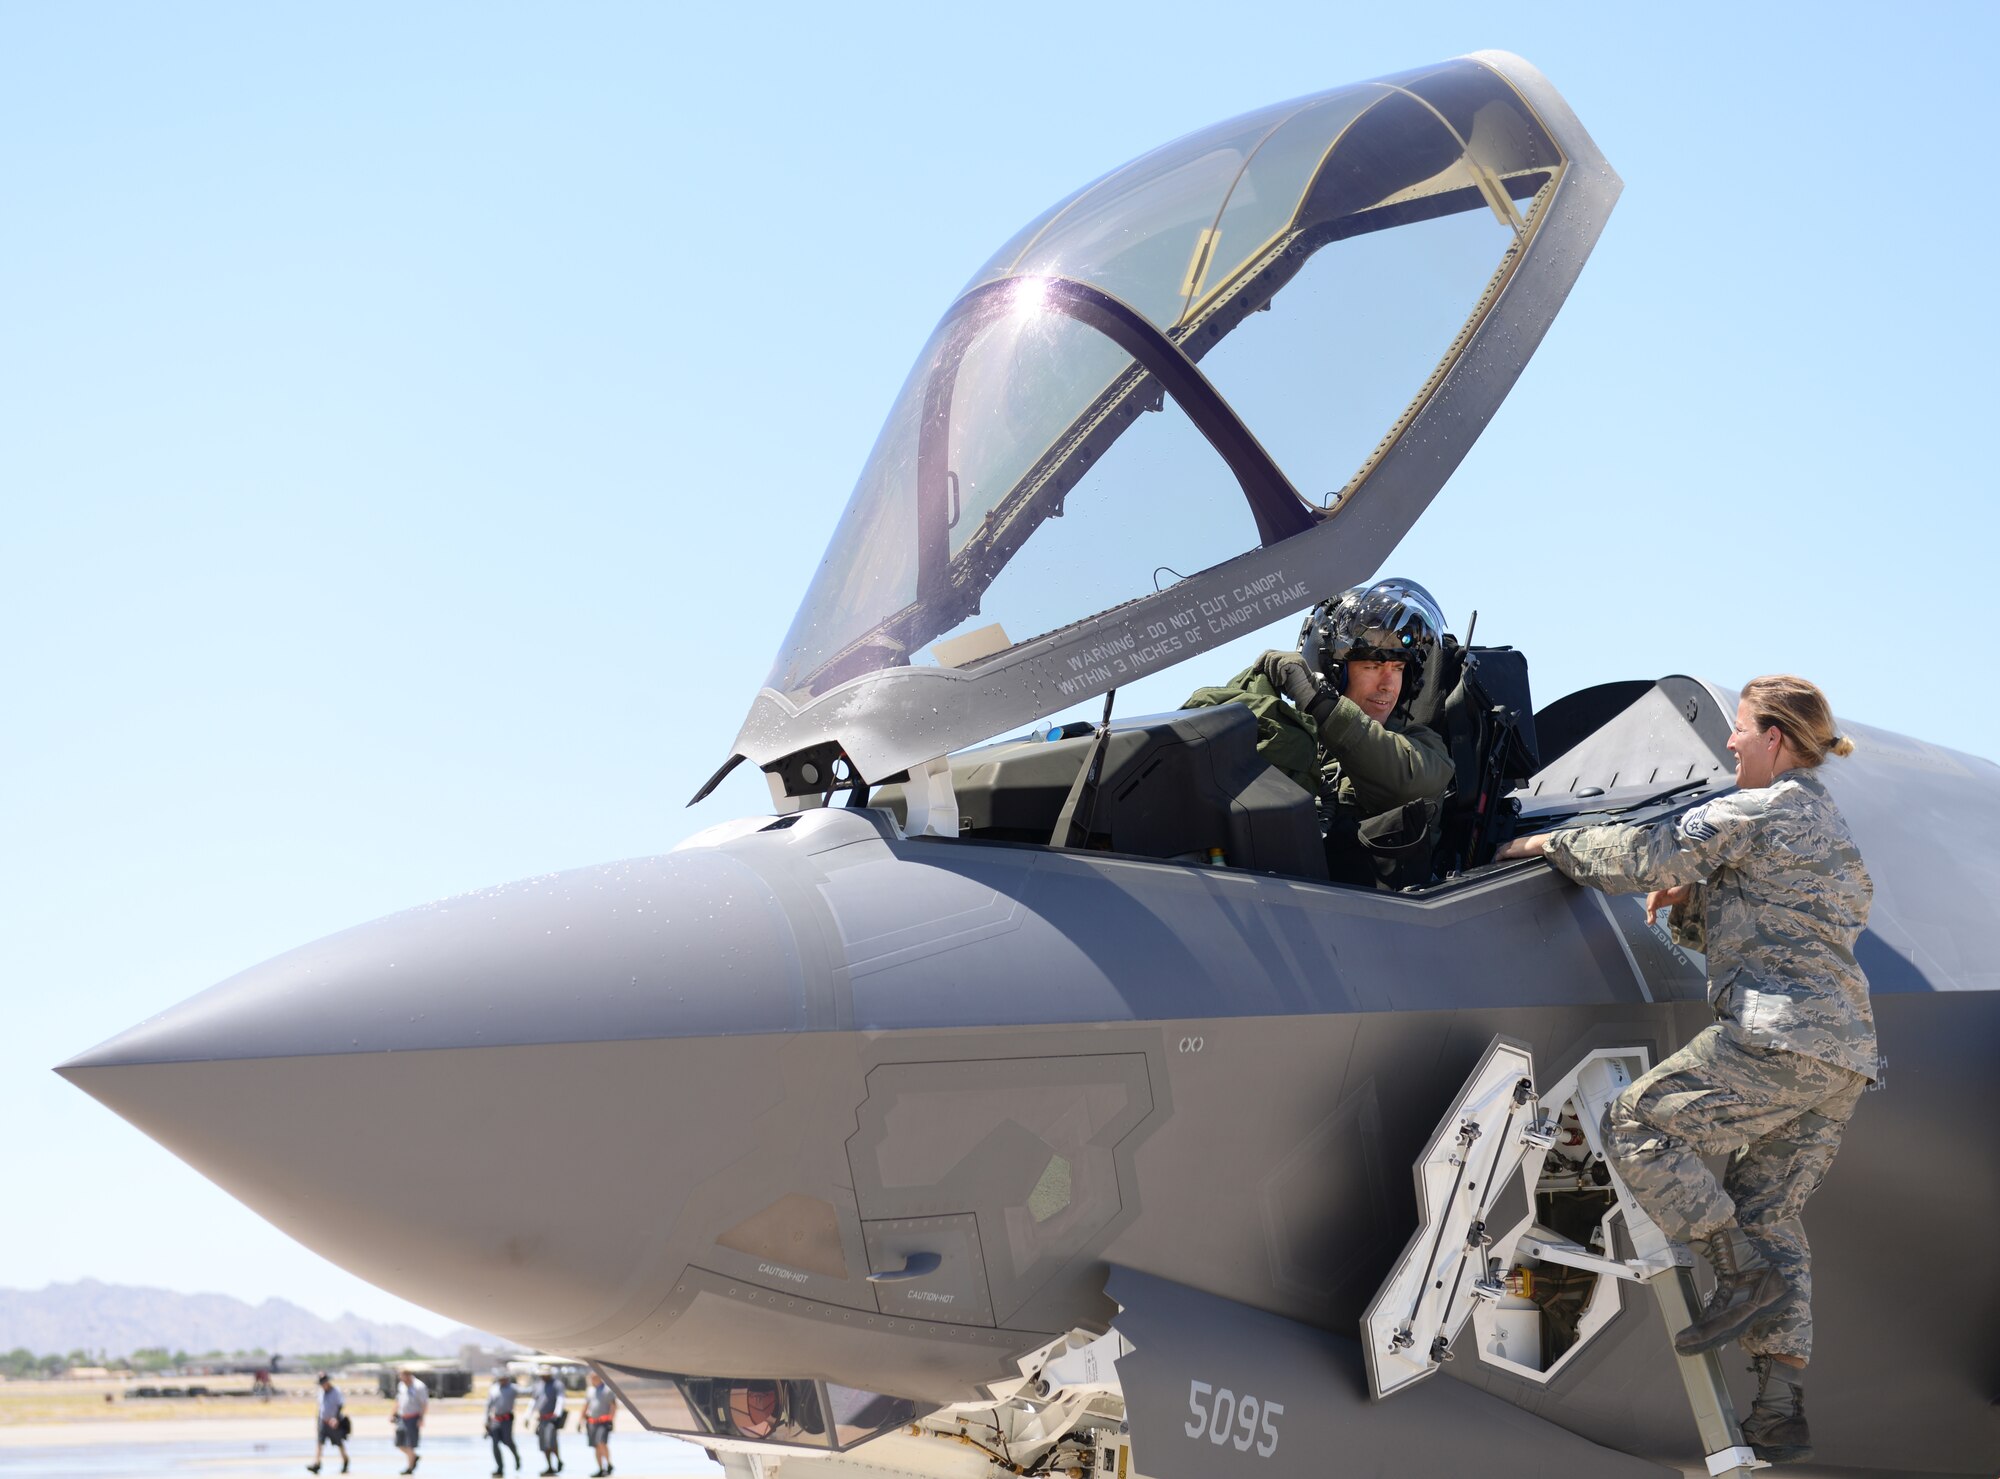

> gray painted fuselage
[59,708,2000,1476]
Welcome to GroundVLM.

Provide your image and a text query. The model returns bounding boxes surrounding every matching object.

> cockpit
[858,652,1738,890]
[860,629,1558,890]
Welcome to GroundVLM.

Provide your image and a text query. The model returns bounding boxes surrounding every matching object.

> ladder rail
[1647,1235,1763,1476]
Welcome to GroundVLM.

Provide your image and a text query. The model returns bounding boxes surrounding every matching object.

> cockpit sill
[758,787,1723,901]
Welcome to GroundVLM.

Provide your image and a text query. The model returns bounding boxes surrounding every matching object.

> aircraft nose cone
[62,849,812,1071]
[57,847,818,1345]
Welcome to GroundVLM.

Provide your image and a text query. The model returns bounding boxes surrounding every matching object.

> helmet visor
[1332,578,1445,661]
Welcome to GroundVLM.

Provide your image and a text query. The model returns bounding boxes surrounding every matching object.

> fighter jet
[59,50,2000,1479]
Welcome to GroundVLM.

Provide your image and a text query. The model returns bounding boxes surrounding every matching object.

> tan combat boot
[1675,1224,1790,1355]
[1741,1356,1812,1463]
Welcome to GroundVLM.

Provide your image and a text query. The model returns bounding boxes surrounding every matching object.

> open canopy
[721,51,1619,794]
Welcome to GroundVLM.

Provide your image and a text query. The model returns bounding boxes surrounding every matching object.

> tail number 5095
[1183,1380,1282,1456]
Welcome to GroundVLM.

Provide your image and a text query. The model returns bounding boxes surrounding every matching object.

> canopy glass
[766,59,1564,708]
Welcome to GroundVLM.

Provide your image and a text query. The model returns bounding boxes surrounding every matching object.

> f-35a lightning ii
[61,50,2000,1479]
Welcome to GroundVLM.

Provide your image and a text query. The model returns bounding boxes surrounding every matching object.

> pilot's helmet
[1298,577,1445,703]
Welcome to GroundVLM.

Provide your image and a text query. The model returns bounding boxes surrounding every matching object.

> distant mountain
[0,1280,510,1360]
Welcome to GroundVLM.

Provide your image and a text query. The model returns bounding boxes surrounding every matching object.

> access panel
[1361,1035,1552,1399]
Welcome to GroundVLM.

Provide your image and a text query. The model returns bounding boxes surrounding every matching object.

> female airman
[1498,675,1872,1465]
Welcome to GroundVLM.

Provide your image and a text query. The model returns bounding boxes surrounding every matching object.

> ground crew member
[487,1368,523,1475]
[584,1370,616,1476]
[306,1371,348,1474]
[532,1367,567,1475]
[1499,675,1872,1465]
[1187,576,1453,885]
[393,1368,429,1475]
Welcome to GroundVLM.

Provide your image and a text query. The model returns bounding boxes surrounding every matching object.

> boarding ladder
[1362,1037,1765,1477]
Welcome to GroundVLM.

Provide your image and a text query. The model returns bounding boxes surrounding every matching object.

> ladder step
[1705,1446,1762,1477]
[1647,1264,1765,1476]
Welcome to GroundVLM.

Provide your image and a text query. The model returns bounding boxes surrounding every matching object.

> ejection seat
[1406,639,1541,879]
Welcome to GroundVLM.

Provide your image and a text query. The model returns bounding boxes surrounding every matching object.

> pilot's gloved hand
[1257,649,1328,710]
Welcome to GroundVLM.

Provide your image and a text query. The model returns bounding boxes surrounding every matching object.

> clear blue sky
[5,4,1995,1333]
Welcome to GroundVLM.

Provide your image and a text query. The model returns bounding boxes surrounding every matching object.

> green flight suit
[1312,690,1453,823]
[1184,664,1451,812]
[1181,667,1320,793]
[1183,665,1453,883]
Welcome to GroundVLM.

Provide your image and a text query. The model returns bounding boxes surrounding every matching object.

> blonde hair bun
[1741,675,1849,767]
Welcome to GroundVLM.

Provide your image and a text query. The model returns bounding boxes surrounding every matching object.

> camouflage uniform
[1544,767,1874,1360]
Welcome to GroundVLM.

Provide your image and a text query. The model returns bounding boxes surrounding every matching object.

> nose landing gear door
[1361,1036,1551,1400]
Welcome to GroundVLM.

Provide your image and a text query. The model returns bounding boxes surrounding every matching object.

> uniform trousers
[1601,1024,1866,1360]
[489,1414,519,1469]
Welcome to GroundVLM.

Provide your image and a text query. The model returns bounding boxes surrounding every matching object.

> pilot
[1496,675,1872,1466]
[1194,577,1453,885]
